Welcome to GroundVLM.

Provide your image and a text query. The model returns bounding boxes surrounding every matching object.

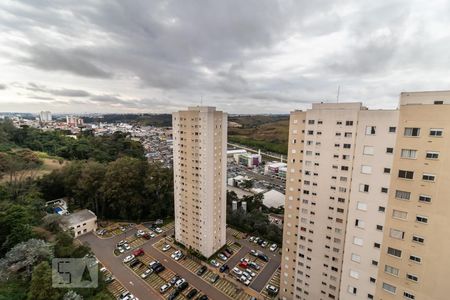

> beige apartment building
[172,106,227,258]
[375,91,450,300]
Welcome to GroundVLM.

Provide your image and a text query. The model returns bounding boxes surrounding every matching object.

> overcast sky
[1,0,450,114]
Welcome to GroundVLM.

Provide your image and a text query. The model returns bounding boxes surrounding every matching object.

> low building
[60,209,97,237]
[268,214,284,228]
[264,161,287,177]
[262,189,285,209]
[234,152,261,168]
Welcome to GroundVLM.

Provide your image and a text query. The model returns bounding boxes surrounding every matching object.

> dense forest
[83,113,172,127]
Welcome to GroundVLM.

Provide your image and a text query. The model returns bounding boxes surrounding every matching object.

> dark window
[386,147,394,154]
[389,127,396,133]
[398,170,414,179]
[434,100,444,105]
[384,168,391,173]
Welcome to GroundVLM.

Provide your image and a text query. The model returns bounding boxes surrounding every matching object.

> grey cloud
[27,95,54,101]
[0,84,6,90]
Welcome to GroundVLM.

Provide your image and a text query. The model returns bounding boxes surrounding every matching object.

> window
[384,265,399,276]
[374,242,381,248]
[416,215,428,224]
[384,168,391,173]
[387,247,402,258]
[409,255,421,263]
[361,165,372,174]
[429,128,443,136]
[353,237,363,246]
[308,120,315,124]
[392,209,408,220]
[403,291,416,299]
[386,147,394,154]
[351,253,361,263]
[422,173,436,182]
[376,225,383,231]
[372,260,378,266]
[343,144,351,149]
[378,206,385,212]
[365,126,376,135]
[355,219,365,229]
[412,235,424,244]
[406,274,418,282]
[357,202,368,211]
[418,194,431,203]
[389,228,405,240]
[382,282,396,294]
[359,184,369,192]
[425,151,439,159]
[389,126,396,133]
[363,145,374,155]
[401,149,417,159]
[404,127,420,137]
[395,190,411,200]
[347,286,357,295]
[349,270,359,279]
[381,187,388,193]
[398,170,414,179]
[346,121,354,126]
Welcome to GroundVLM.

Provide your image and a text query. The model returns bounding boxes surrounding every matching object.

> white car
[269,244,278,252]
[171,250,183,260]
[175,278,186,288]
[239,275,250,286]
[141,269,152,279]
[232,267,243,276]
[217,253,227,261]
[240,257,249,263]
[155,227,163,234]
[124,244,131,251]
[150,233,156,238]
[100,267,108,273]
[123,255,135,263]
[266,284,279,295]
[243,271,256,278]
[136,229,145,237]
[210,259,220,268]
[160,283,171,293]
[261,241,269,248]
[162,244,171,252]
[118,247,125,253]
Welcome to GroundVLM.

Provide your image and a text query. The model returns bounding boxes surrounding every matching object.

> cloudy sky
[1,0,450,114]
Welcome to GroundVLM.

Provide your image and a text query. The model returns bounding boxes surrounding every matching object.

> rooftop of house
[60,209,96,228]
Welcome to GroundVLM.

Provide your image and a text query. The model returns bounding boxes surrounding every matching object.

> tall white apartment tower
[39,111,52,122]
[172,106,227,258]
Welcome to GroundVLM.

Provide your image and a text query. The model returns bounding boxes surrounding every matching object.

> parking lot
[79,223,280,300]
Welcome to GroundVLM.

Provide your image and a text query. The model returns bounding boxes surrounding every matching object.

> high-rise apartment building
[375,91,450,300]
[39,110,52,122]
[172,106,227,258]
[281,91,450,300]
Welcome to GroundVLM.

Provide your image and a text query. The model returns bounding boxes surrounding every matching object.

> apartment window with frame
[389,228,405,240]
[404,127,420,137]
[398,170,414,179]
[416,215,428,224]
[409,255,422,263]
[389,126,396,133]
[386,147,394,154]
[429,128,443,137]
[346,121,354,126]
[357,202,368,211]
[381,187,388,193]
[363,145,375,155]
[425,151,439,159]
[361,165,372,174]
[355,219,365,229]
[387,247,402,258]
[308,120,315,124]
[403,291,416,300]
[359,184,369,192]
[347,286,357,295]
[353,237,364,246]
[382,282,396,294]
[422,173,436,182]
[419,194,432,203]
[401,149,417,159]
[392,209,408,220]
[351,253,361,263]
[412,235,424,244]
[365,126,376,135]
[384,265,399,276]
[406,274,419,282]
[395,190,411,200]
[384,168,391,174]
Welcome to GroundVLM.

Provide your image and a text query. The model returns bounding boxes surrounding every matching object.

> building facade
[375,91,450,300]
[172,106,227,258]
[39,110,52,122]
[60,209,97,237]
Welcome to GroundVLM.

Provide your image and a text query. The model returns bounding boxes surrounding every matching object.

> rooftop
[60,209,96,228]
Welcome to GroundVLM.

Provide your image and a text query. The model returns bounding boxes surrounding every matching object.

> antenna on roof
[336,85,341,103]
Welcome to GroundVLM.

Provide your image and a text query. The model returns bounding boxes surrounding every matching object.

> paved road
[79,229,163,300]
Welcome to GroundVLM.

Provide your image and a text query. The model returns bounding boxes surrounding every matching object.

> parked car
[169,275,181,285]
[257,239,265,246]
[266,285,279,295]
[155,227,163,234]
[258,253,269,262]
[261,241,269,248]
[175,278,186,288]
[186,288,198,299]
[133,248,144,256]
[118,247,125,253]
[249,236,255,242]
[124,244,131,251]
[197,296,208,300]
[168,289,180,300]
[136,229,145,237]
[177,281,189,291]
[249,261,260,270]
[209,259,220,268]
[104,275,115,283]
[269,244,278,252]
[154,265,165,274]
[123,255,135,263]
[239,275,250,286]
[232,267,243,276]
[160,283,171,293]
[219,264,229,273]
[117,240,126,247]
[130,258,142,268]
[250,249,258,257]
[224,248,233,256]
[239,261,249,269]
[141,268,153,278]
[217,253,227,261]
[171,250,183,260]
[148,260,159,268]
[142,233,151,240]
[210,274,219,283]
[162,244,171,252]
[197,266,207,276]
[243,270,256,278]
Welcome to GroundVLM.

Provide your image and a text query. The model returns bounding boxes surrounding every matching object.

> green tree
[27,262,62,300]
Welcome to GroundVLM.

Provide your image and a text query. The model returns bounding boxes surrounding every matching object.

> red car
[239,261,249,269]
[133,248,145,256]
